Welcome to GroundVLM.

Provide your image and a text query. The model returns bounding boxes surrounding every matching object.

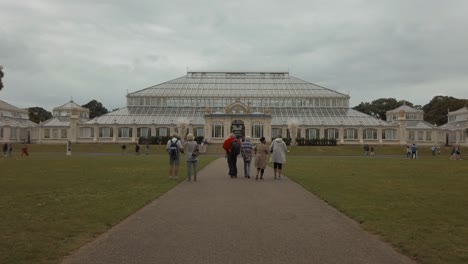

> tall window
[344,129,358,140]
[157,127,169,137]
[44,129,50,139]
[80,127,94,138]
[305,128,319,139]
[271,128,282,138]
[61,129,68,139]
[417,131,424,141]
[212,121,224,138]
[408,131,415,141]
[118,127,132,138]
[363,129,377,140]
[52,129,59,139]
[0,127,3,138]
[252,122,264,138]
[194,127,204,137]
[10,127,17,139]
[137,127,151,138]
[99,127,113,138]
[382,129,396,140]
[324,128,339,139]
[426,131,432,141]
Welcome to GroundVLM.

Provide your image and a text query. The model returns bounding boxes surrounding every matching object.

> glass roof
[129,72,349,99]
[86,106,391,127]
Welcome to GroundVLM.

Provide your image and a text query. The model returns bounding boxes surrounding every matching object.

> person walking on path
[270,135,287,180]
[241,136,254,179]
[254,136,268,180]
[184,134,199,181]
[166,134,184,179]
[223,133,240,178]
[21,143,29,157]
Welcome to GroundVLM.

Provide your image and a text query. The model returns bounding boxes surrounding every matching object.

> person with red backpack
[223,133,240,178]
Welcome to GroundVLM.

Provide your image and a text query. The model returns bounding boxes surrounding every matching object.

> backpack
[169,139,179,157]
[192,144,200,158]
[231,140,241,156]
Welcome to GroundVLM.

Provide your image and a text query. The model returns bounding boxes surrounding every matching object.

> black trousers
[228,154,238,177]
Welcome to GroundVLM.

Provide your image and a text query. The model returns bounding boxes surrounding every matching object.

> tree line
[26,96,468,126]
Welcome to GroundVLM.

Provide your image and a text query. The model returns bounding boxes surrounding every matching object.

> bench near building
[1,72,467,146]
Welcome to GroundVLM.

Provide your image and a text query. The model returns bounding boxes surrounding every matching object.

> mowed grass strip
[0,154,217,264]
[283,156,468,264]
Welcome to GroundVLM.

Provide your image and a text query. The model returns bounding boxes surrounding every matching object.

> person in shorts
[270,135,288,180]
[166,134,184,178]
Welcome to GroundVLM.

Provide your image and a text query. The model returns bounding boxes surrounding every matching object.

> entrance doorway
[231,120,244,138]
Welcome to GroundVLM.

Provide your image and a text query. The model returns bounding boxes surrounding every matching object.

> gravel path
[62,157,414,264]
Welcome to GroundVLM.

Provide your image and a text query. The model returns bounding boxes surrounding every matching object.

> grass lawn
[283,156,468,264]
[0,154,217,264]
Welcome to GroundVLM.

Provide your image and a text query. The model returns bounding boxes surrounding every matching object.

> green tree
[82,100,108,119]
[353,98,413,120]
[28,107,52,123]
[0,66,4,91]
[422,96,468,126]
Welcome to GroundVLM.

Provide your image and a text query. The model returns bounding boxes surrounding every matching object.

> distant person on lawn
[21,143,29,157]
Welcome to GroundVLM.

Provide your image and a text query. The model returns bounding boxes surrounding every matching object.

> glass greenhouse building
[3,71,466,146]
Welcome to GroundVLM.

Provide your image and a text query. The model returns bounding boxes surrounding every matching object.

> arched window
[305,128,319,139]
[156,127,169,137]
[212,121,224,138]
[80,127,94,138]
[324,128,339,139]
[118,127,132,138]
[99,127,113,138]
[382,129,396,140]
[363,128,377,140]
[251,122,264,138]
[344,128,358,140]
[137,127,151,138]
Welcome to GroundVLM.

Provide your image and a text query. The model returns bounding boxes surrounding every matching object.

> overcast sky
[1,0,467,111]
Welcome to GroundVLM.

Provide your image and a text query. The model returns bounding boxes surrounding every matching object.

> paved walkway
[62,157,414,264]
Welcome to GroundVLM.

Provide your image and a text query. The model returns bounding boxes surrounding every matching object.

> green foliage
[82,100,108,119]
[353,98,413,120]
[422,96,468,126]
[194,136,204,144]
[0,66,4,91]
[138,136,171,145]
[28,107,52,123]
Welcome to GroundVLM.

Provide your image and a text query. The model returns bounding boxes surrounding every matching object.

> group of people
[121,141,151,155]
[450,146,462,160]
[2,142,29,157]
[223,134,287,180]
[166,133,199,181]
[363,144,375,156]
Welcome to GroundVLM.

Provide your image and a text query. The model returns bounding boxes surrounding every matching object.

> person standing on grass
[411,143,417,159]
[8,143,13,157]
[254,137,269,180]
[135,142,140,155]
[121,143,127,155]
[184,134,199,181]
[241,136,254,179]
[145,140,150,155]
[405,145,411,159]
[370,146,375,156]
[2,143,8,157]
[270,135,287,180]
[166,133,184,179]
[21,143,29,157]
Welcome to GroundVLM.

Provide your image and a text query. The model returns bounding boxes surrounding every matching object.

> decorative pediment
[225,101,251,114]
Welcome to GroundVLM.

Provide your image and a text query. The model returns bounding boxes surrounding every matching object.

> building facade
[2,71,467,146]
